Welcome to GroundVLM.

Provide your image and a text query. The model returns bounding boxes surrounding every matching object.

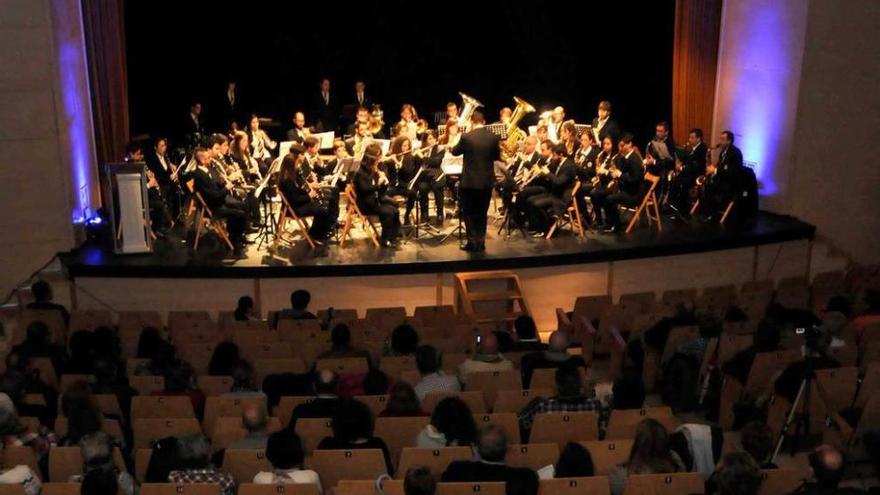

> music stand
[435,159,465,245]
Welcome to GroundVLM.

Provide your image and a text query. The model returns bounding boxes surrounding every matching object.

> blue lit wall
[712,0,809,206]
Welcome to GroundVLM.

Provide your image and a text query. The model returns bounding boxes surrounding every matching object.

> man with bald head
[228,403,270,449]
[287,369,340,429]
[442,424,539,495]
[457,332,513,381]
[519,330,586,387]
[800,445,859,494]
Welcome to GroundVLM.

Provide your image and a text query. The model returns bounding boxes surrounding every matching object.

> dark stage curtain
[672,0,722,145]
[82,0,130,165]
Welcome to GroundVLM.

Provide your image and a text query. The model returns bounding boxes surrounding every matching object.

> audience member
[316,399,393,473]
[714,452,761,495]
[0,392,57,459]
[136,327,165,359]
[380,382,425,417]
[168,434,236,495]
[275,290,317,326]
[317,324,371,360]
[404,466,436,495]
[505,316,547,352]
[608,419,685,495]
[795,444,862,495]
[612,371,646,409]
[254,430,322,492]
[69,432,136,495]
[458,333,513,380]
[362,368,391,395]
[288,370,340,429]
[234,296,258,321]
[416,397,477,448]
[520,331,586,387]
[441,424,539,495]
[554,442,595,478]
[225,360,266,397]
[59,380,103,446]
[228,404,271,450]
[80,468,118,495]
[26,280,69,326]
[208,341,241,377]
[414,345,460,401]
[10,321,65,374]
[739,421,777,469]
[518,365,605,436]
[390,324,420,356]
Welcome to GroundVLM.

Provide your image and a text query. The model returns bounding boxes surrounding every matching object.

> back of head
[242,403,269,433]
[629,419,673,471]
[809,444,844,490]
[80,467,118,495]
[514,316,538,340]
[613,371,646,409]
[477,332,499,355]
[555,365,583,397]
[231,359,257,391]
[313,369,339,395]
[137,326,162,359]
[331,324,352,349]
[31,280,52,302]
[266,429,305,470]
[548,331,569,353]
[208,341,240,376]
[716,452,761,495]
[476,424,508,463]
[391,324,420,355]
[332,399,374,443]
[554,442,595,478]
[362,368,390,396]
[80,431,113,470]
[431,397,477,446]
[291,289,311,311]
[740,421,774,465]
[404,466,437,495]
[177,434,211,469]
[415,345,440,375]
[385,382,421,416]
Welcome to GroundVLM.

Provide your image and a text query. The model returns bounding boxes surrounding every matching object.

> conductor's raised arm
[450,135,465,156]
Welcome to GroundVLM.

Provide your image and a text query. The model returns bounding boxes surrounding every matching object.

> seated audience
[317,324,371,360]
[288,370,341,429]
[441,424,539,495]
[0,392,56,459]
[225,360,266,397]
[795,444,862,495]
[612,371,646,409]
[316,399,394,473]
[389,324,420,356]
[608,419,686,495]
[234,296,258,321]
[362,368,391,395]
[404,466,437,495]
[520,331,586,388]
[505,316,547,352]
[25,280,70,326]
[136,326,167,359]
[739,421,777,469]
[518,365,605,435]
[416,397,477,448]
[157,366,206,418]
[59,380,103,446]
[714,452,762,495]
[414,345,461,401]
[380,382,426,417]
[458,333,514,380]
[0,463,40,495]
[553,442,595,478]
[80,469,118,495]
[69,432,136,495]
[228,404,271,450]
[208,341,241,377]
[721,318,782,385]
[275,290,317,326]
[254,430,323,491]
[10,321,66,374]
[168,434,236,495]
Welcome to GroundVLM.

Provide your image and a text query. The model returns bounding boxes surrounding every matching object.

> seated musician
[231,131,262,185]
[596,133,645,234]
[346,121,372,157]
[398,104,419,141]
[694,161,731,222]
[495,135,539,214]
[495,107,512,126]
[668,128,707,216]
[210,133,260,227]
[415,130,447,224]
[126,142,170,233]
[247,114,277,172]
[346,107,371,137]
[381,136,420,225]
[513,139,554,228]
[286,111,310,144]
[191,147,247,256]
[145,137,180,218]
[573,132,600,225]
[526,143,577,236]
[559,121,580,159]
[445,102,459,121]
[643,121,676,177]
[587,136,619,228]
[303,136,340,223]
[278,144,332,242]
[322,140,352,189]
[353,150,401,248]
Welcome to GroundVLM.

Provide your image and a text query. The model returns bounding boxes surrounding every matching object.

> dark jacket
[451,127,501,190]
[442,460,539,495]
[616,151,645,196]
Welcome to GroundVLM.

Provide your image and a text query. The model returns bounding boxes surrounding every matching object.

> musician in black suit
[527,143,577,235]
[278,144,332,242]
[381,136,420,224]
[312,78,339,133]
[451,111,500,252]
[696,130,744,222]
[352,81,372,110]
[191,148,247,256]
[353,151,400,248]
[495,136,539,213]
[513,139,554,228]
[346,107,372,136]
[145,137,179,217]
[598,133,645,233]
[218,81,241,130]
[587,136,619,228]
[643,121,676,176]
[716,130,744,185]
[183,102,205,149]
[415,130,447,223]
[591,100,620,143]
[669,128,707,216]
[286,112,310,143]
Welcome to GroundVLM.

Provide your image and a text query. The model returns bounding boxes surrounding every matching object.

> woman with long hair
[353,150,401,247]
[608,419,685,495]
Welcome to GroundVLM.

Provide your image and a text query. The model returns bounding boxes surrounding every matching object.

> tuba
[458,92,484,132]
[501,96,536,161]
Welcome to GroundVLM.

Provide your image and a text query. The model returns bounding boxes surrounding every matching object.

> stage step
[454,271,530,330]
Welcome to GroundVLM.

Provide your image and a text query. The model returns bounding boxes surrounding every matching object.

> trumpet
[520,161,551,187]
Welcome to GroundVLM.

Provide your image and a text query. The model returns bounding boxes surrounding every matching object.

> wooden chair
[131,396,195,420]
[313,357,370,375]
[412,305,457,327]
[437,483,505,495]
[473,413,521,443]
[274,396,317,427]
[196,376,234,396]
[202,396,267,437]
[221,449,272,484]
[365,307,408,329]
[546,181,585,239]
[274,189,316,250]
[140,484,220,495]
[529,412,599,447]
[133,418,202,449]
[240,342,294,361]
[211,416,282,451]
[129,375,166,396]
[624,173,662,234]
[340,184,381,248]
[604,407,678,440]
[294,418,334,455]
[538,478,610,495]
[530,366,587,391]
[2,446,40,480]
[621,472,704,495]
[41,484,81,495]
[421,391,487,415]
[54,417,124,442]
[462,370,522,409]
[504,443,559,471]
[48,446,126,482]
[374,416,431,467]
[69,309,113,332]
[581,439,634,475]
[379,355,418,380]
[338,480,402,495]
[493,389,554,413]
[690,195,735,225]
[757,468,804,495]
[238,484,321,495]
[192,191,234,251]
[395,447,473,479]
[310,449,389,489]
[254,357,308,385]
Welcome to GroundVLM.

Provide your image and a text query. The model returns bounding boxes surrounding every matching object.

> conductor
[451,111,500,252]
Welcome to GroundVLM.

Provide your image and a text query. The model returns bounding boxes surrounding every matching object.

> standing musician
[588,136,620,228]
[450,111,500,252]
[495,135,540,214]
[353,148,401,248]
[278,143,332,242]
[286,111,311,143]
[495,107,512,126]
[595,133,645,233]
[247,114,277,173]
[669,127,707,216]
[145,137,180,217]
[191,147,247,256]
[591,101,620,143]
[313,78,338,132]
[183,101,205,149]
[381,136,420,225]
[559,121,580,159]
[547,106,565,143]
[643,121,676,177]
[398,104,419,141]
[514,139,554,228]
[445,102,459,122]
[414,130,447,224]
[526,143,577,236]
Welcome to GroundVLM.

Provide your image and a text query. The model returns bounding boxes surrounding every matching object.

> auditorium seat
[621,472,704,495]
[379,356,418,380]
[241,342,294,361]
[254,357,307,384]
[617,292,656,316]
[40,484,81,495]
[604,407,677,440]
[274,396,317,427]
[421,391,487,414]
[395,447,473,479]
[196,375,234,396]
[135,449,152,482]
[2,446,40,480]
[277,319,323,340]
[48,446,126,482]
[493,388,554,413]
[314,357,370,375]
[211,416,282,451]
[438,482,505,495]
[462,370,521,408]
[69,309,113,332]
[238,484,320,495]
[529,412,599,447]
[472,413,521,443]
[202,396,267,437]
[757,469,803,495]
[140,484,220,495]
[581,439,634,475]
[221,449,272,484]
[504,443,558,471]
[133,418,202,449]
[538,477,610,495]
[337,480,402,495]
[310,448,389,488]
[353,394,390,418]
[16,309,66,345]
[129,375,165,395]
[294,417,334,455]
[412,305,456,327]
[744,350,801,396]
[131,396,196,420]
[374,416,431,467]
[54,417,124,442]
[529,367,586,391]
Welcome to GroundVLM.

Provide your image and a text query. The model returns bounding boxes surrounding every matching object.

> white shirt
[157,153,169,171]
[227,90,235,106]
[595,116,608,130]
[253,469,322,494]
[625,149,634,160]
[357,92,364,104]
[322,92,329,105]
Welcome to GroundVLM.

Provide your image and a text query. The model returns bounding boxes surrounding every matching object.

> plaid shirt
[517,395,609,434]
[168,469,235,495]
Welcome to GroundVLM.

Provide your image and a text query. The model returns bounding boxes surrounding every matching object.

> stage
[60,211,815,279]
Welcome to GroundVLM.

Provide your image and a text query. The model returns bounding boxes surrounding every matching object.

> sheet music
[312,132,335,149]
[279,140,296,158]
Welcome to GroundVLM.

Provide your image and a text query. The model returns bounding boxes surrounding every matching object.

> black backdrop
[126,0,675,146]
